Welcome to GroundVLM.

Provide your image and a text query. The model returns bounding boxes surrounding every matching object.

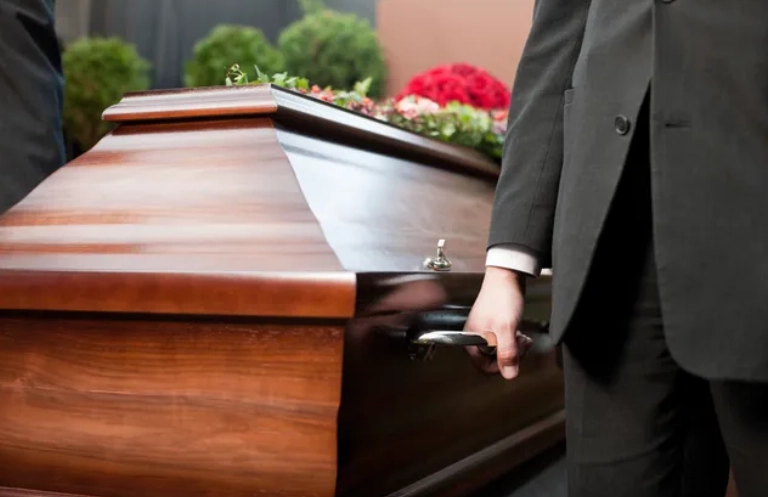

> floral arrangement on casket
[395,63,511,110]
[225,64,508,163]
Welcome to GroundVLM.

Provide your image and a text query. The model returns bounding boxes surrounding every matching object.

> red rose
[397,63,511,110]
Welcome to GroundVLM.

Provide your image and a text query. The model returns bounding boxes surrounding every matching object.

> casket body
[0,85,563,497]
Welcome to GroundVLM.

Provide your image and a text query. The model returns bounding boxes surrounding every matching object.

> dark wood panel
[727,477,738,497]
[0,314,344,497]
[0,488,94,497]
[281,131,496,273]
[272,88,499,179]
[336,273,564,497]
[390,411,565,497]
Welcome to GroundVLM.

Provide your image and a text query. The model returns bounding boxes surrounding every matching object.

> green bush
[62,37,150,152]
[278,7,387,98]
[184,25,284,88]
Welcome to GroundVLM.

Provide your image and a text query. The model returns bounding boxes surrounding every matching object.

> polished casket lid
[0,85,500,318]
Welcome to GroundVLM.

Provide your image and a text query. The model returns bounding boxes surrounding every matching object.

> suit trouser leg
[560,103,731,496]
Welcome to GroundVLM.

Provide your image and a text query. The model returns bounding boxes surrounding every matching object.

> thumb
[495,325,520,380]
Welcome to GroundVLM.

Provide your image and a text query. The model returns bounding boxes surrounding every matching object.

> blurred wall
[377,0,535,97]
[55,0,91,44]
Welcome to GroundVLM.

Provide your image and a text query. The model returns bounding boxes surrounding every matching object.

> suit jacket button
[615,115,631,135]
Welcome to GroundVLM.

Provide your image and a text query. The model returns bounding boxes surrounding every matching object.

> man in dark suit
[0,0,66,214]
[466,1,768,496]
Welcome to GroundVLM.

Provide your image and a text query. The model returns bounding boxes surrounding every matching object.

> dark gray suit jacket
[0,0,65,213]
[489,0,768,381]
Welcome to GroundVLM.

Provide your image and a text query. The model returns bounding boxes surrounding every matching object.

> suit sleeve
[0,0,65,214]
[488,0,591,268]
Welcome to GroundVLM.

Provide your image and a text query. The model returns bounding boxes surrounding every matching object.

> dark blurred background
[55,0,377,89]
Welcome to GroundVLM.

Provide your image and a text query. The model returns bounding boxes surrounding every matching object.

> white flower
[396,95,440,116]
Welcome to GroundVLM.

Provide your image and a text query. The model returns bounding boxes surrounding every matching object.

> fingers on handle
[465,346,499,375]
[516,331,533,361]
[495,327,520,380]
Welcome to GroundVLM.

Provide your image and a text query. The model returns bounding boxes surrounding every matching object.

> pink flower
[400,108,419,120]
[395,95,440,116]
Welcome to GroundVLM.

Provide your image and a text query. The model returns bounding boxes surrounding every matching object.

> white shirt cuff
[486,244,542,277]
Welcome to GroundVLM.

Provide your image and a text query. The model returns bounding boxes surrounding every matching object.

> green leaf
[276,72,297,87]
[353,77,372,96]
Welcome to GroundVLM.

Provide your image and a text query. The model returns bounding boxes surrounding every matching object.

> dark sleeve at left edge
[0,0,65,214]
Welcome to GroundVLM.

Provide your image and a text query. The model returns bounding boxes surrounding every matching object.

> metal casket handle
[406,307,555,359]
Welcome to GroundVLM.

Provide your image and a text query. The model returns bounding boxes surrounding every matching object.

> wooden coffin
[0,85,564,497]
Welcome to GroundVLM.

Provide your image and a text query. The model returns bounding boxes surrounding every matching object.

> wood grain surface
[0,84,568,497]
[0,269,354,318]
[0,118,355,317]
[102,85,277,122]
[0,313,344,497]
